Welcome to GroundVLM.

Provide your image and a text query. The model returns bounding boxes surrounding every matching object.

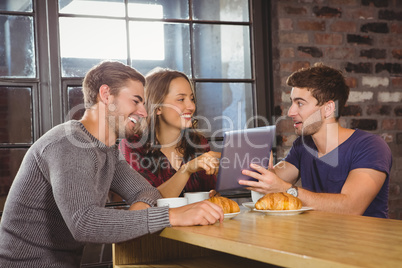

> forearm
[63,202,170,244]
[157,167,192,197]
[111,161,162,206]
[298,188,364,215]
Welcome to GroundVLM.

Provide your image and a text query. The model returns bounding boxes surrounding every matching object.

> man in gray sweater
[0,61,223,267]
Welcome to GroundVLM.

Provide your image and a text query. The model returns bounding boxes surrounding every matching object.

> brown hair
[286,62,349,119]
[142,67,208,174]
[82,60,145,108]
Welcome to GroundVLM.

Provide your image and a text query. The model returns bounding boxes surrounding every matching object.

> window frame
[56,0,274,140]
[0,0,274,213]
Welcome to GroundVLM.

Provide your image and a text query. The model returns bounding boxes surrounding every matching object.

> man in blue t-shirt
[239,63,392,218]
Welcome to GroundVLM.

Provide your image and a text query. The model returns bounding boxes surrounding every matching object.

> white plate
[242,202,255,210]
[253,207,313,216]
[224,212,240,220]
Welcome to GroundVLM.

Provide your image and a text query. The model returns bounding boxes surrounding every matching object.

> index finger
[204,200,224,222]
[268,150,274,170]
[208,151,221,159]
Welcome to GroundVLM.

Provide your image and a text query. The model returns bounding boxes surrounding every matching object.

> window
[0,0,273,212]
[60,0,256,143]
[0,0,37,213]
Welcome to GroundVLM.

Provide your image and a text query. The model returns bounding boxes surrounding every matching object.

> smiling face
[106,79,147,139]
[288,87,326,136]
[156,77,195,132]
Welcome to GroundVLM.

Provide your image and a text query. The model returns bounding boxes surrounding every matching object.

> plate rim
[223,212,241,219]
[253,206,313,213]
[224,211,241,216]
[241,202,255,209]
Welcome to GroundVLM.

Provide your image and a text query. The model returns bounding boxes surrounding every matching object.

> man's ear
[324,100,336,118]
[98,84,110,104]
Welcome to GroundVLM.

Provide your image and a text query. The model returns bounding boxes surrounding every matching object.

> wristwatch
[286,185,298,197]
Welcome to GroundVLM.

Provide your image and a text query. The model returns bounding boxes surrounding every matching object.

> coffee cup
[251,190,264,203]
[184,191,210,204]
[156,197,188,208]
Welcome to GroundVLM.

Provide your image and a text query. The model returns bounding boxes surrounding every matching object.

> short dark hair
[286,62,349,119]
[82,61,145,108]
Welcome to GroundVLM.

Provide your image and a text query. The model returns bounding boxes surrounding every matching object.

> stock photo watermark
[63,101,340,168]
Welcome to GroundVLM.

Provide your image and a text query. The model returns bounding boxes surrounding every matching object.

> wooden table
[113,209,402,268]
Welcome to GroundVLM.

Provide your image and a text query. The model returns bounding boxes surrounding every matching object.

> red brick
[280,62,293,73]
[280,48,295,58]
[314,33,343,45]
[391,23,402,34]
[347,34,373,45]
[279,18,293,31]
[292,61,310,72]
[382,119,396,130]
[392,49,402,60]
[279,33,309,44]
[396,119,402,130]
[345,77,358,88]
[329,0,359,5]
[325,47,355,59]
[282,6,308,15]
[298,21,325,31]
[280,61,310,72]
[276,118,294,133]
[313,6,341,18]
[281,76,289,87]
[392,77,402,87]
[342,105,362,116]
[382,36,402,47]
[343,8,375,19]
[330,21,357,32]
[389,183,400,196]
[388,198,402,208]
[297,46,323,58]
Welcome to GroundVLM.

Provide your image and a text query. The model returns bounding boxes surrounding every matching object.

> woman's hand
[208,189,220,198]
[180,151,221,176]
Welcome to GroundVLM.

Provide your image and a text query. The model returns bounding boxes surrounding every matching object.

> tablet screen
[215,126,276,191]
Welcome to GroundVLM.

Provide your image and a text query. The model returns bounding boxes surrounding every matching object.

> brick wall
[270,0,402,219]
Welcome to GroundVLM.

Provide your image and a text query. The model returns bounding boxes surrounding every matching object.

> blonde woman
[120,68,220,197]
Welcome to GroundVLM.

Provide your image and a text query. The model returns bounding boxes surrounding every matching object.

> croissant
[255,192,302,210]
[208,196,240,214]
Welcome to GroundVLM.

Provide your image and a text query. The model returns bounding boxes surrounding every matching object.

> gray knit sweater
[0,121,171,267]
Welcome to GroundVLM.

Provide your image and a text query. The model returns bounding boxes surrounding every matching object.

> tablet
[215,126,276,191]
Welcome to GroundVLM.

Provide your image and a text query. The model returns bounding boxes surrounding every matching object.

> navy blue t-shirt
[284,129,392,218]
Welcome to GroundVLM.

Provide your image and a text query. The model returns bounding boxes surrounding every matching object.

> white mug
[251,190,265,203]
[157,197,188,208]
[184,191,210,204]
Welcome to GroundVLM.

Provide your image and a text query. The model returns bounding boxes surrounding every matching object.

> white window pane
[59,17,127,77]
[193,24,251,79]
[195,82,254,137]
[192,0,249,22]
[0,0,32,12]
[128,2,163,19]
[0,15,35,78]
[59,0,125,17]
[130,22,191,76]
[128,0,188,19]
[130,22,165,60]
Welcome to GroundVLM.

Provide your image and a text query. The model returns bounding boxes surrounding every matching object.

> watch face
[287,188,298,197]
